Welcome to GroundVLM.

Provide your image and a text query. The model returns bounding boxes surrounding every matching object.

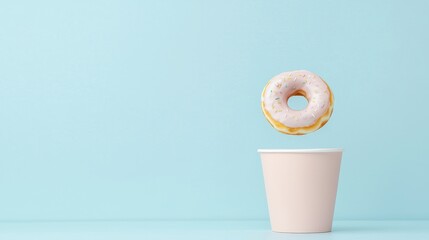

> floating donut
[261,70,334,135]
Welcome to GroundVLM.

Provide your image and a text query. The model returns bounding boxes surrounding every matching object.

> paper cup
[258,148,342,233]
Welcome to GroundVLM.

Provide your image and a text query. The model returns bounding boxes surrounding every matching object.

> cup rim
[257,148,343,153]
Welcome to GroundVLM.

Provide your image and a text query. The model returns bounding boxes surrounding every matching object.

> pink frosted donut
[261,70,334,135]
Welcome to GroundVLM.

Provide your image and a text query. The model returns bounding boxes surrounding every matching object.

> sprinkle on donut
[261,70,334,135]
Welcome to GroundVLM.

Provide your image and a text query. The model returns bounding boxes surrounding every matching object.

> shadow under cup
[258,149,342,233]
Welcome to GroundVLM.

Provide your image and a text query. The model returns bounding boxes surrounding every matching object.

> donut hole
[287,95,308,111]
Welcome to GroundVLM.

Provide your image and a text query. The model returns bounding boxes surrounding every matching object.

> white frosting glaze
[261,70,330,128]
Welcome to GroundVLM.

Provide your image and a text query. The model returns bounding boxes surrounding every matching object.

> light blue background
[0,0,428,221]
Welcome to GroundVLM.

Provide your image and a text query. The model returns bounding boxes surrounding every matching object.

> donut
[261,70,334,135]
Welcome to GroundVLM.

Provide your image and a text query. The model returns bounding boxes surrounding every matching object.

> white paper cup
[258,148,342,233]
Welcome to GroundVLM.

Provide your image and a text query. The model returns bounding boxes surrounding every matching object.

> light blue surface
[0,221,428,240]
[0,0,428,221]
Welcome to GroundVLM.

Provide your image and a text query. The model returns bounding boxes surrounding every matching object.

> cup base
[272,228,332,234]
